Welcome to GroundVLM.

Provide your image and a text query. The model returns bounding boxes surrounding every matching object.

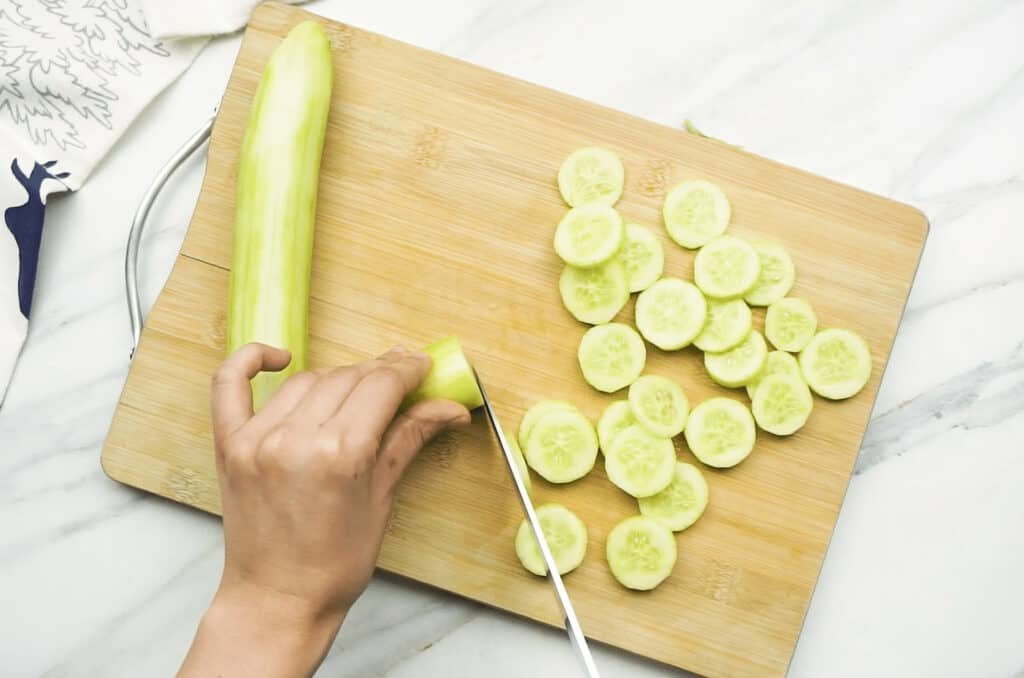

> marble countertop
[3,0,1022,676]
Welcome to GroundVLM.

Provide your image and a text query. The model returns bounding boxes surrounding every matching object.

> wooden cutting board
[101,3,927,676]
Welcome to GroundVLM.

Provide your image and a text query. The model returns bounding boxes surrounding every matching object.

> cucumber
[764,297,817,352]
[597,400,637,454]
[627,375,689,438]
[692,298,752,353]
[693,235,761,299]
[559,260,629,325]
[616,223,664,292]
[745,350,801,399]
[799,328,872,400]
[406,336,484,410]
[751,374,813,435]
[515,503,588,576]
[557,146,624,207]
[604,425,676,498]
[744,240,795,307]
[518,400,578,449]
[577,323,646,393]
[684,397,756,468]
[507,437,533,496]
[662,180,731,249]
[703,329,768,389]
[523,409,599,483]
[605,515,677,590]
[638,462,708,532]
[634,278,707,351]
[554,204,625,268]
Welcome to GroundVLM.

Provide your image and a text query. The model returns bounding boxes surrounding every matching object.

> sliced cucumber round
[559,260,629,325]
[634,278,707,351]
[524,409,598,483]
[703,329,768,388]
[515,503,588,576]
[751,374,813,435]
[765,297,817,352]
[606,515,677,590]
[507,437,533,496]
[577,323,646,393]
[799,328,872,400]
[604,425,676,498]
[628,375,689,438]
[557,146,624,207]
[518,400,578,449]
[597,400,636,454]
[744,240,795,306]
[746,350,802,399]
[692,298,752,353]
[662,180,731,249]
[616,223,664,292]
[684,397,756,468]
[638,462,709,532]
[554,204,625,268]
[693,235,760,299]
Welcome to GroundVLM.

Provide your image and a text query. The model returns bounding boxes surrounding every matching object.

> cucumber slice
[799,328,872,400]
[765,297,817,352]
[744,240,795,307]
[684,397,756,468]
[515,503,588,576]
[751,374,813,435]
[662,180,731,249]
[616,223,664,292]
[703,329,768,389]
[558,146,625,207]
[692,298,752,353]
[634,278,707,350]
[554,204,625,268]
[628,375,689,438]
[597,400,637,454]
[746,350,802,399]
[518,400,578,449]
[559,260,629,325]
[693,235,760,299]
[638,462,709,532]
[507,437,533,496]
[604,425,676,498]
[605,515,677,590]
[524,409,599,483]
[577,323,646,393]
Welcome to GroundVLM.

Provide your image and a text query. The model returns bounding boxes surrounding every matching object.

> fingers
[321,351,432,458]
[211,343,291,445]
[373,399,470,493]
[291,347,408,424]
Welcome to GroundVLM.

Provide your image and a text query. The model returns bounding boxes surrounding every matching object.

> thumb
[374,399,471,495]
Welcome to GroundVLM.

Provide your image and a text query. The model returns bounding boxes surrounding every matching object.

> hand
[178,344,470,678]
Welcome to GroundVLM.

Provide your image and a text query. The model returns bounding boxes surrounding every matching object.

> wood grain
[100,4,927,676]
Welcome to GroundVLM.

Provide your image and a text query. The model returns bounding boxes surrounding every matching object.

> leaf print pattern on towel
[0,0,170,151]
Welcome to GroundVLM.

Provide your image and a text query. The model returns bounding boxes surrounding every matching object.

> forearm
[178,585,345,678]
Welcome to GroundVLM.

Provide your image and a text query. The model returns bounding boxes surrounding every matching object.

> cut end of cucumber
[703,329,768,389]
[744,240,795,307]
[692,298,752,353]
[684,397,756,468]
[617,223,665,292]
[597,400,637,454]
[557,147,625,207]
[799,328,872,400]
[559,260,630,325]
[406,336,484,409]
[515,503,588,576]
[554,204,625,268]
[605,515,677,590]
[628,375,689,438]
[765,297,817,352]
[693,235,761,299]
[638,462,709,532]
[578,323,646,393]
[663,180,731,249]
[751,374,813,435]
[523,409,598,483]
[604,425,676,498]
[635,278,707,351]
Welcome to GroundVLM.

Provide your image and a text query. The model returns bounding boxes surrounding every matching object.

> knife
[474,371,601,678]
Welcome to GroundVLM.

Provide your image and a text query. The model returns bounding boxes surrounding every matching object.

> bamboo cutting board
[101,4,927,676]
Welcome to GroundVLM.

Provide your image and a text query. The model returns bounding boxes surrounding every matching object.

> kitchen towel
[0,2,207,404]
[139,0,305,39]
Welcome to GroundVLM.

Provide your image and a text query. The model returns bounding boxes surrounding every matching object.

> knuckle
[312,436,342,464]
[340,428,378,457]
[374,364,407,391]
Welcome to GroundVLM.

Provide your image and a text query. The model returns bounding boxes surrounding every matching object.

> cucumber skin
[227,21,333,408]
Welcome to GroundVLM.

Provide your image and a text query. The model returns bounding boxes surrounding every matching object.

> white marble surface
[2,0,1023,675]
